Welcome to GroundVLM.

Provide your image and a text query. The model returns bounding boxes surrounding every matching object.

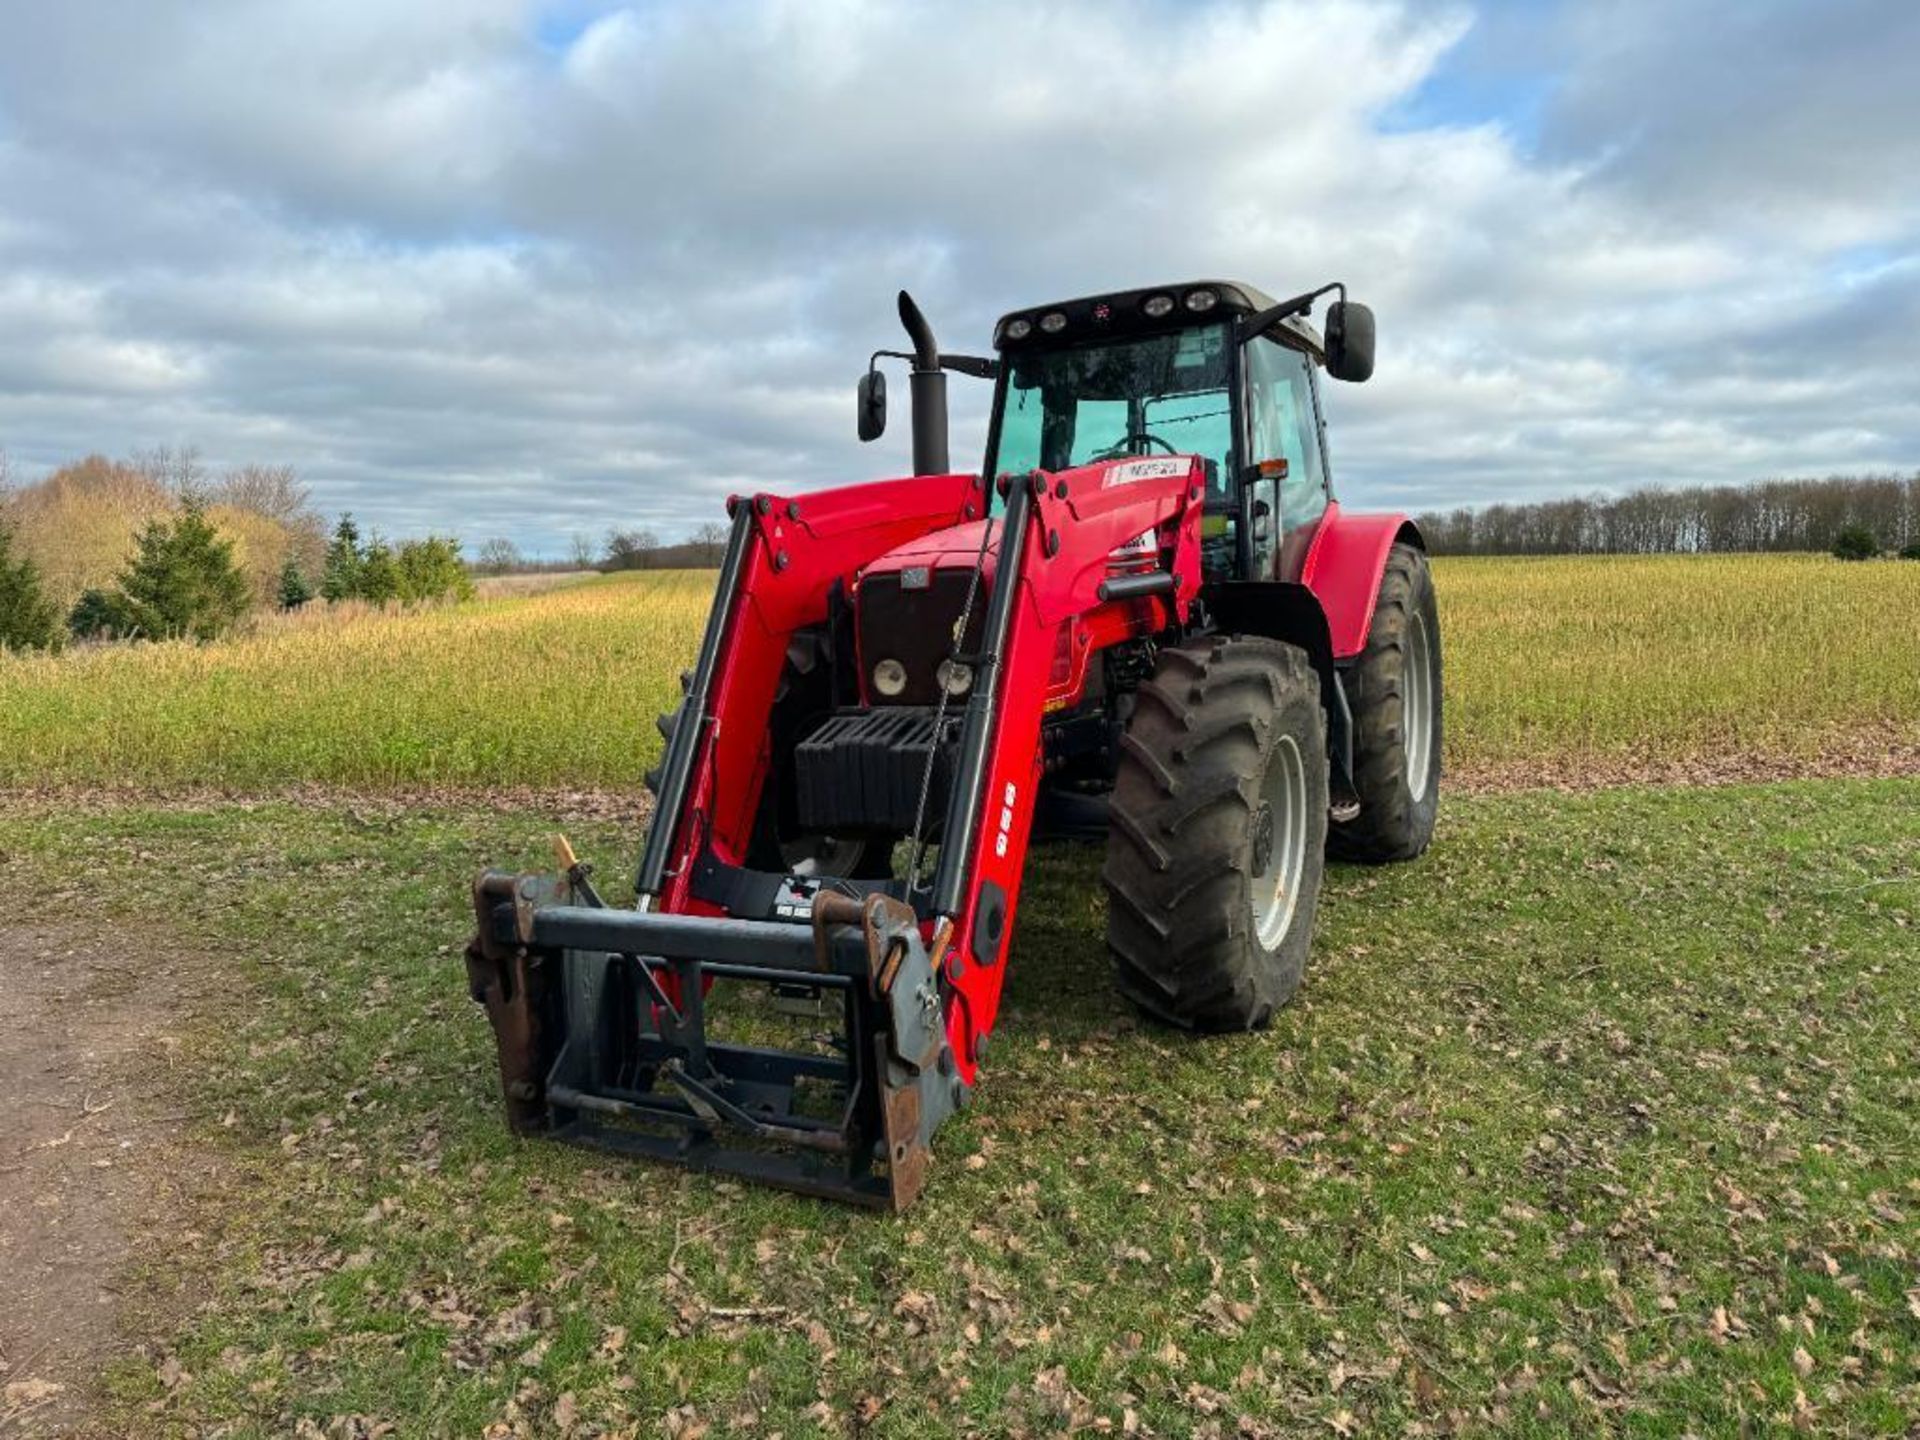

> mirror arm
[871,349,996,381]
[1237,281,1344,343]
[938,353,998,380]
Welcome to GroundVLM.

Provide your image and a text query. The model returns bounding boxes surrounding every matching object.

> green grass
[6,781,1915,1436]
[1,554,1916,790]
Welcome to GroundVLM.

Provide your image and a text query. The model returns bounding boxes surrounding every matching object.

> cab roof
[991,280,1324,357]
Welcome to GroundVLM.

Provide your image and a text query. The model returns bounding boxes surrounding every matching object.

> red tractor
[466,280,1441,1208]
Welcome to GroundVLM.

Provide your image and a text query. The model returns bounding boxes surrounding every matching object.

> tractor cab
[982,281,1373,585]
[855,281,1373,585]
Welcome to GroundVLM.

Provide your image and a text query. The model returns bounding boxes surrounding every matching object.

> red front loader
[466,280,1441,1208]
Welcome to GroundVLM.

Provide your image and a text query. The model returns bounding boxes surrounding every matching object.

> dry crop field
[2,555,1917,792]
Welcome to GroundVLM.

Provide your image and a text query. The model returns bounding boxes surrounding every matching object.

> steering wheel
[1094,431,1178,460]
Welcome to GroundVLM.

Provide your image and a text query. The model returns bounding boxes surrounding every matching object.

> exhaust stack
[898,291,949,476]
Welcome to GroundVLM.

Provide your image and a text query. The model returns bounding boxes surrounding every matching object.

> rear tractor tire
[1103,636,1328,1031]
[1329,542,1442,863]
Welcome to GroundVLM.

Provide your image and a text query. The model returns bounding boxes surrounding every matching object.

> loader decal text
[995,781,1018,858]
[1103,457,1188,487]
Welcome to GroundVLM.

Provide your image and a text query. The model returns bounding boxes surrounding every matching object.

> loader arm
[649,471,986,907]
[653,455,1205,1085]
[930,461,1205,1082]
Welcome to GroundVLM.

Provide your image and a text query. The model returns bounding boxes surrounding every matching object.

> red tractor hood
[861,517,1001,588]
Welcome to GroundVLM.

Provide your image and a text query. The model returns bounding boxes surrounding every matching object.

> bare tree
[131,443,207,499]
[476,537,524,573]
[604,527,661,570]
[568,532,597,569]
[689,520,730,565]
[213,463,310,524]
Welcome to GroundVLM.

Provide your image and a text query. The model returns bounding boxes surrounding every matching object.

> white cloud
[0,0,1914,552]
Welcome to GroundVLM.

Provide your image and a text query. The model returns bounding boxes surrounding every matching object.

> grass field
[2,782,1915,1436]
[1,555,1917,790]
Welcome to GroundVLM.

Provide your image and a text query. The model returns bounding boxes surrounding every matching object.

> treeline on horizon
[1414,472,1920,557]
[471,522,732,575]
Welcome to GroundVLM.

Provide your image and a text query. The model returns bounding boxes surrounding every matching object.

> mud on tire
[1103,635,1328,1031]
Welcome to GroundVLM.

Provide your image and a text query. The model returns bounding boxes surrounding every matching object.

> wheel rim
[1251,734,1309,951]
[1403,609,1435,799]
[781,835,868,878]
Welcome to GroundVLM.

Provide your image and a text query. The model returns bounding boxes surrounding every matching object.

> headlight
[872,658,908,698]
[936,659,973,697]
[1039,311,1068,333]
[1142,294,1175,318]
[1005,317,1032,340]
[1184,288,1219,313]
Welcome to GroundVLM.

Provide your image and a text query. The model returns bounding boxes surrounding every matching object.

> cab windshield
[986,324,1236,494]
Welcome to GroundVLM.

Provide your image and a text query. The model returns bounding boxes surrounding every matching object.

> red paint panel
[1299,503,1419,659]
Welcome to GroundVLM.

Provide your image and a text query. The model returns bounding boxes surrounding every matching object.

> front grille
[794,707,959,834]
[856,569,989,707]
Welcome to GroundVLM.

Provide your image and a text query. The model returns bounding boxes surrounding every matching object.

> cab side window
[1246,337,1329,532]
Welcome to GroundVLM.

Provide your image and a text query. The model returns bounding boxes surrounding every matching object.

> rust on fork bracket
[465,869,555,1134]
[813,890,952,1210]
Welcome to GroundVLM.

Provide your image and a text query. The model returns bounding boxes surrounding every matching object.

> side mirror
[856,369,887,442]
[1325,300,1375,383]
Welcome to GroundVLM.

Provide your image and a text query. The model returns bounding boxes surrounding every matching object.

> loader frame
[466,459,1206,1207]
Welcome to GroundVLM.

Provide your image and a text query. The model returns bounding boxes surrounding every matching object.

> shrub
[68,586,138,641]
[396,536,474,603]
[317,517,471,605]
[279,558,314,610]
[1831,525,1877,561]
[358,541,401,604]
[107,500,253,641]
[321,515,365,601]
[0,520,62,652]
[1900,541,1920,561]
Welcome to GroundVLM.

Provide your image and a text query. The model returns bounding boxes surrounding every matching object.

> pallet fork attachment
[466,873,959,1209]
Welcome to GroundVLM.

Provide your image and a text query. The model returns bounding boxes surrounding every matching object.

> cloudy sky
[1,0,1915,553]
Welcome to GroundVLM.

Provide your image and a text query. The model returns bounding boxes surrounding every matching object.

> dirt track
[0,922,220,1438]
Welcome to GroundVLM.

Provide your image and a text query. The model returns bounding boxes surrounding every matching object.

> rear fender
[1298,503,1424,661]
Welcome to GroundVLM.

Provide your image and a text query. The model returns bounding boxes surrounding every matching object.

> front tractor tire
[1103,636,1328,1031]
[1329,542,1442,864]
